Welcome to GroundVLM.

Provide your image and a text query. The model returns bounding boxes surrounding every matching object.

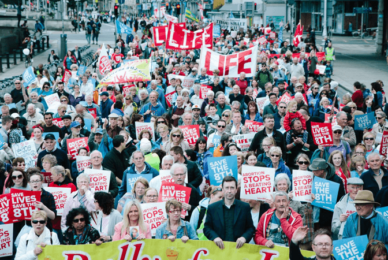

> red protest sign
[0,194,12,224]
[158,183,191,218]
[88,108,97,119]
[325,114,337,128]
[165,91,176,107]
[9,189,41,222]
[41,172,53,185]
[179,125,200,145]
[199,84,213,99]
[52,118,64,128]
[76,156,91,172]
[311,122,334,147]
[244,120,263,133]
[66,137,89,160]
[257,36,267,45]
[63,70,71,84]
[122,84,135,97]
[276,92,294,105]
[166,22,213,50]
[269,31,276,39]
[379,131,388,157]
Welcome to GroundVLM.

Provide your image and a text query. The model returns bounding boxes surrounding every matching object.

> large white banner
[215,18,247,31]
[199,45,258,77]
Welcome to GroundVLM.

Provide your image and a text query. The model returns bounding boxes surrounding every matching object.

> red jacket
[235,79,248,95]
[63,55,77,69]
[254,207,303,246]
[283,111,306,132]
[352,89,364,109]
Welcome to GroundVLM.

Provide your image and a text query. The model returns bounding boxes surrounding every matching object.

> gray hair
[376,111,386,118]
[139,89,148,96]
[130,150,145,164]
[162,155,175,165]
[77,173,90,184]
[182,112,193,119]
[367,152,383,163]
[193,84,200,91]
[231,101,241,108]
[274,173,291,192]
[27,103,36,110]
[206,90,214,97]
[245,87,253,93]
[273,191,289,201]
[90,150,103,158]
[269,146,282,157]
[170,163,188,177]
[3,93,11,99]
[336,111,347,119]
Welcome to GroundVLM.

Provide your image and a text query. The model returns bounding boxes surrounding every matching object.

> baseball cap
[44,133,56,140]
[70,121,81,128]
[62,115,72,120]
[108,113,119,118]
[192,104,200,110]
[11,113,20,118]
[95,128,103,135]
[332,125,342,131]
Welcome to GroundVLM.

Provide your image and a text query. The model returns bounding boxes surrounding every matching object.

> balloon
[23,48,30,55]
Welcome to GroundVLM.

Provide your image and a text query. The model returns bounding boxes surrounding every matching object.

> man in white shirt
[79,75,94,96]
[24,104,44,135]
[290,57,305,79]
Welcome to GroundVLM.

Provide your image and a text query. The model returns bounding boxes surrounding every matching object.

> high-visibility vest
[325,47,334,61]
[196,206,209,241]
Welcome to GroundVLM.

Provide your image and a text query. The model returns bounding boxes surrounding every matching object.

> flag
[198,4,204,20]
[185,9,199,22]
[293,23,303,47]
[116,18,133,35]
[98,44,112,75]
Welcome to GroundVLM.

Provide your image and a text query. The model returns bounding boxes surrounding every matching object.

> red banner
[9,189,41,222]
[199,84,213,99]
[166,23,213,50]
[158,183,191,218]
[66,137,89,160]
[88,108,97,119]
[293,23,304,47]
[153,23,186,46]
[380,131,388,157]
[276,92,294,105]
[165,91,176,107]
[244,120,263,133]
[41,172,53,184]
[179,125,200,145]
[52,118,64,128]
[311,122,334,147]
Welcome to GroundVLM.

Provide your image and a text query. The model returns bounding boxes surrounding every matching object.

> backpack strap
[197,206,207,230]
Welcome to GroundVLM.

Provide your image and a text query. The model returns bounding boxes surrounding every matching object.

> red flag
[293,23,304,47]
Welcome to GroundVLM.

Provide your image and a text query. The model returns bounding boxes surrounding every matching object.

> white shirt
[80,82,94,96]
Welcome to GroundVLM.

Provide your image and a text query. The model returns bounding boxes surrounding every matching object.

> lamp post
[321,0,327,46]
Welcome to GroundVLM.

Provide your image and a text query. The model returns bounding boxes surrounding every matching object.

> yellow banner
[99,59,152,85]
[38,239,316,260]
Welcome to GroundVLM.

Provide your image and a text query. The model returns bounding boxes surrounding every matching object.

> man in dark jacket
[309,158,346,233]
[204,176,255,249]
[361,153,388,198]
[102,135,129,186]
[37,134,70,170]
[99,92,114,119]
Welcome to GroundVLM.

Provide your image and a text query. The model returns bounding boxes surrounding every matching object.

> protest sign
[66,137,89,160]
[276,92,294,105]
[41,172,53,185]
[379,131,388,157]
[256,97,268,113]
[9,189,40,221]
[77,64,87,76]
[88,108,97,119]
[213,24,221,38]
[12,140,37,169]
[232,133,255,151]
[52,118,64,128]
[311,177,339,212]
[199,84,213,99]
[344,203,356,217]
[244,120,263,133]
[333,235,368,260]
[207,156,238,186]
[354,112,376,130]
[159,183,191,218]
[23,66,37,87]
[376,206,388,219]
[141,202,167,236]
[44,187,71,216]
[159,170,174,184]
[126,174,153,193]
[44,93,60,108]
[240,165,275,201]
[84,169,111,192]
[76,156,92,172]
[0,194,12,224]
[179,125,200,145]
[199,45,258,77]
[84,118,92,131]
[311,122,334,146]
[135,122,155,141]
[182,77,194,89]
[165,91,176,107]
[166,22,213,50]
[167,74,185,82]
[292,170,313,202]
[0,224,12,257]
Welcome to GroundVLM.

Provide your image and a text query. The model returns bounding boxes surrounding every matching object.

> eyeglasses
[172,134,181,138]
[60,100,67,102]
[298,161,309,165]
[15,83,21,84]
[218,125,226,128]
[146,195,158,198]
[279,106,286,109]
[169,210,181,214]
[222,114,229,117]
[355,152,364,155]
[157,121,165,124]
[73,218,85,223]
[211,187,222,194]
[32,220,46,224]
[12,175,23,180]
[271,154,280,158]
[30,180,41,183]
[364,138,374,141]
[333,131,342,134]
[376,117,383,119]
[313,243,332,248]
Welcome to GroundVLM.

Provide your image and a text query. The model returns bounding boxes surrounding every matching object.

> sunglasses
[15,83,21,84]
[12,175,23,180]
[172,134,181,138]
[218,125,226,128]
[279,106,286,109]
[271,154,280,158]
[333,131,342,134]
[376,117,383,119]
[222,114,229,117]
[60,100,67,102]
[32,220,46,224]
[298,161,309,165]
[73,218,85,223]
[157,121,165,124]
[364,138,374,141]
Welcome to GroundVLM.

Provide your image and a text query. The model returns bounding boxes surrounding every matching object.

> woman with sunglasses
[59,96,76,114]
[190,186,223,239]
[221,109,232,125]
[63,207,102,245]
[163,128,190,152]
[363,132,379,158]
[156,124,169,148]
[328,150,350,193]
[245,101,263,122]
[15,211,60,260]
[268,146,292,180]
[372,111,388,145]
[194,137,213,179]
[364,240,387,260]
[4,169,30,194]
[40,82,53,98]
[123,95,138,118]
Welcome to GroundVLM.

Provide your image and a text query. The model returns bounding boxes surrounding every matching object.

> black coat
[361,168,388,199]
[102,148,129,180]
[249,128,286,158]
[37,148,70,170]
[184,157,203,188]
[185,183,201,221]
[204,199,255,242]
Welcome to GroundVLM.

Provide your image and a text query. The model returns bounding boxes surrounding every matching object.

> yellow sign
[38,239,316,260]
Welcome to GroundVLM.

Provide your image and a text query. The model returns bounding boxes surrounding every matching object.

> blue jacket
[343,211,388,250]
[147,86,166,107]
[135,140,160,151]
[307,93,319,116]
[111,108,124,117]
[155,219,198,240]
[361,168,388,198]
[244,113,263,123]
[100,99,114,119]
[267,160,292,184]
[257,153,272,166]
[139,102,166,122]
[196,150,213,179]
[118,161,159,198]
[273,112,283,130]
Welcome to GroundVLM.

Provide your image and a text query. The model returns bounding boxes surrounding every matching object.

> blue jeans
[92,34,98,43]
[85,34,91,44]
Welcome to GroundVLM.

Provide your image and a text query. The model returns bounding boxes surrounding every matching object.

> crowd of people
[0,14,387,260]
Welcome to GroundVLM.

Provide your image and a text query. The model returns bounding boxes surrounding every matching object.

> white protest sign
[240,165,275,201]
[44,187,71,216]
[12,140,37,169]
[232,133,255,152]
[135,122,155,141]
[0,224,13,257]
[317,65,325,75]
[160,170,173,183]
[256,97,268,113]
[141,42,147,51]
[44,93,60,108]
[85,169,111,192]
[141,202,167,237]
[182,77,194,89]
[292,170,313,202]
[345,203,356,216]
[76,156,92,173]
[167,74,185,82]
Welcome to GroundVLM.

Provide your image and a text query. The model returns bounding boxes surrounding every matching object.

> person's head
[336,111,348,128]
[51,165,72,183]
[222,176,237,201]
[364,240,387,260]
[149,91,158,105]
[367,153,382,171]
[133,178,149,198]
[263,114,275,130]
[131,151,145,169]
[232,110,242,125]
[94,191,114,215]
[353,190,378,218]
[31,211,47,235]
[144,188,159,203]
[309,158,328,178]
[350,154,366,171]
[311,229,334,259]
[245,152,257,166]
[14,79,22,90]
[27,104,36,116]
[170,146,184,164]
[161,155,174,170]
[269,146,282,164]
[328,150,347,174]
[41,154,57,172]
[346,177,364,200]
[28,173,44,191]
[182,112,193,125]
[274,174,291,193]
[90,150,103,168]
[169,128,184,144]
[66,207,91,231]
[76,173,90,190]
[170,163,187,185]
[6,169,27,188]
[295,153,310,171]
[166,199,182,222]
[113,135,125,150]
[217,93,225,104]
[273,191,289,214]
[12,157,26,171]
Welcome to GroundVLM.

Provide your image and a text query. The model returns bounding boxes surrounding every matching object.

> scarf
[335,168,348,193]
[72,225,92,245]
[33,227,50,247]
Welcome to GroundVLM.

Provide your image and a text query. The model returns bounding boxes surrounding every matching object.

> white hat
[11,113,20,118]
[139,138,152,153]
[330,81,339,90]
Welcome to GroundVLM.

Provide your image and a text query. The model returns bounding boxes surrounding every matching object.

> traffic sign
[353,7,372,14]
[118,0,125,4]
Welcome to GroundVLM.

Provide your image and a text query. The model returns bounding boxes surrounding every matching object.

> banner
[166,22,213,50]
[88,108,97,119]
[276,92,294,105]
[216,18,247,30]
[12,140,37,169]
[207,156,238,186]
[44,93,60,108]
[66,137,89,160]
[165,91,176,107]
[44,187,71,216]
[22,66,37,87]
[0,224,12,257]
[380,131,388,157]
[199,84,213,99]
[84,169,111,192]
[199,45,258,77]
[311,122,334,147]
[232,133,255,151]
[154,6,166,19]
[292,170,313,202]
[376,206,388,219]
[52,118,64,128]
[354,112,375,130]
[185,8,199,22]
[100,59,151,84]
[98,44,112,75]
[244,120,263,133]
[9,189,40,222]
[311,177,339,212]
[127,174,153,193]
[256,97,268,113]
[116,19,133,34]
[158,183,191,218]
[333,235,368,260]
[135,122,155,141]
[141,202,167,237]
[76,156,92,172]
[179,125,200,145]
[240,165,275,201]
[164,13,178,23]
[37,239,316,260]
